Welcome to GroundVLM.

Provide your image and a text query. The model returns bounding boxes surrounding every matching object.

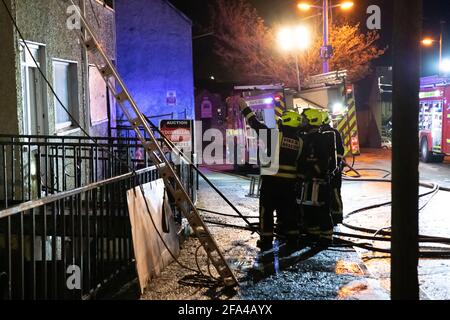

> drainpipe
[80,0,90,135]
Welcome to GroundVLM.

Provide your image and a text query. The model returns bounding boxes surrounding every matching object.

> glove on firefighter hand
[238,98,249,111]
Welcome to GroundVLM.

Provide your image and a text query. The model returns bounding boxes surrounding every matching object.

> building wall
[0,0,116,137]
[115,0,195,123]
[85,0,117,137]
[0,0,117,200]
[0,0,20,135]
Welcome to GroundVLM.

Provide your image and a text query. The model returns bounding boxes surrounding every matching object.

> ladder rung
[115,91,129,103]
[159,166,175,180]
[143,141,158,153]
[193,226,205,234]
[173,190,187,205]
[131,117,143,128]
[224,277,236,286]
[84,38,98,52]
[99,65,114,78]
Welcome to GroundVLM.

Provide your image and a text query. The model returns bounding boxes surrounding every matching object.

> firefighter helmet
[281,111,303,128]
[303,108,323,127]
[321,110,331,125]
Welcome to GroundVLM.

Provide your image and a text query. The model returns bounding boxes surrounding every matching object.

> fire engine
[419,76,450,163]
[226,71,361,168]
[298,71,361,157]
[226,84,287,166]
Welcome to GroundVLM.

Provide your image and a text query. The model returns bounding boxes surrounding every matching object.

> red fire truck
[419,76,450,163]
[226,73,361,168]
[226,85,287,166]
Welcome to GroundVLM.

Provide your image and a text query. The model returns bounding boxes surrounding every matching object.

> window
[20,42,46,135]
[53,60,78,131]
[89,65,109,124]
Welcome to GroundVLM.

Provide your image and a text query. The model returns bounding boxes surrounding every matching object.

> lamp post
[277,25,310,91]
[298,1,354,73]
[322,0,329,73]
[422,21,446,74]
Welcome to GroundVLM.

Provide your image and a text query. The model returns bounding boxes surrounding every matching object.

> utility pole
[440,21,444,67]
[295,54,301,92]
[391,0,422,300]
[322,0,329,73]
[81,0,90,133]
[439,20,446,74]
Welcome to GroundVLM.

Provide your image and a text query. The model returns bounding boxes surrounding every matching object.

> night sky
[169,0,450,82]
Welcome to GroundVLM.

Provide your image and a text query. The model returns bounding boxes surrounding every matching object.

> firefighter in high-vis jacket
[297,108,337,244]
[237,98,304,256]
[320,110,345,226]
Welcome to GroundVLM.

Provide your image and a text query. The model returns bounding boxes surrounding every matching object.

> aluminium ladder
[59,0,237,286]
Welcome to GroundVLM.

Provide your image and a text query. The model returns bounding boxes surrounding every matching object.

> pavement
[340,149,450,300]
[137,148,450,300]
[136,164,391,300]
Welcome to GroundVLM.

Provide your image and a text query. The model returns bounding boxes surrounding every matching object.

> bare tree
[212,0,386,85]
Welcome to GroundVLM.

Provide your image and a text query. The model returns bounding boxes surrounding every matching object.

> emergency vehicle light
[346,86,353,94]
[332,102,345,114]
[264,97,275,104]
[440,59,450,73]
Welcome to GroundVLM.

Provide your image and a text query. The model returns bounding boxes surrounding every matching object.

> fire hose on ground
[197,162,450,259]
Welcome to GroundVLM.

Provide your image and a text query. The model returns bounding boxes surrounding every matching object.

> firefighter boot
[278,234,302,260]
[332,213,343,226]
[317,230,334,248]
[252,238,275,278]
[257,238,273,256]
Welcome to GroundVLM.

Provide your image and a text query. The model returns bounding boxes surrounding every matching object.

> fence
[0,134,196,300]
[0,135,153,209]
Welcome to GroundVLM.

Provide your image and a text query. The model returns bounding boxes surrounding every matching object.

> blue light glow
[264,97,274,104]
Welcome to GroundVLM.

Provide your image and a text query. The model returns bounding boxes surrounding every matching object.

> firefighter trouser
[330,172,343,226]
[301,180,334,240]
[259,176,299,250]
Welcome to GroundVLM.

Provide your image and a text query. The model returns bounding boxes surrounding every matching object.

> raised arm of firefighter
[237,98,269,132]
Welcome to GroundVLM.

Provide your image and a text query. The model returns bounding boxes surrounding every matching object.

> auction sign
[160,120,193,153]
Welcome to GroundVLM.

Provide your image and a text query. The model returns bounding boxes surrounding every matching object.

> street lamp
[298,1,354,73]
[421,21,446,74]
[422,37,443,72]
[277,25,310,91]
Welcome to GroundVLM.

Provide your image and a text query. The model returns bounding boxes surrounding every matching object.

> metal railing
[0,166,158,300]
[0,134,196,300]
[0,135,153,209]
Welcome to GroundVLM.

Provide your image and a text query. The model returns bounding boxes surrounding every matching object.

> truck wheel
[420,138,432,163]
[420,138,445,163]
